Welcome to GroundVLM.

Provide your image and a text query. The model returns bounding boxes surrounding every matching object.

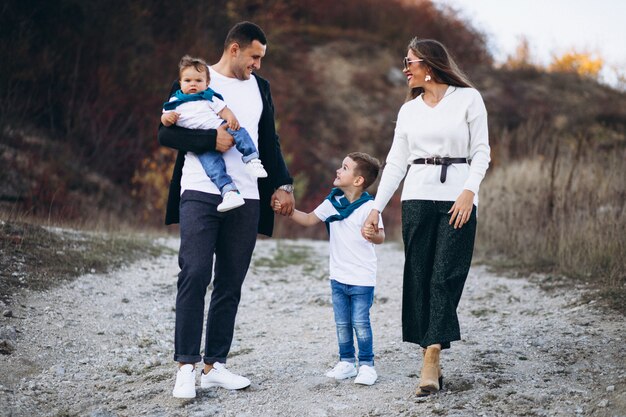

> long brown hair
[406,38,474,101]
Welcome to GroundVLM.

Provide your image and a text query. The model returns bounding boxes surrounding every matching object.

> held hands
[273,200,282,212]
[271,190,294,216]
[161,111,180,127]
[361,211,385,244]
[363,209,380,234]
[361,224,377,242]
[449,189,475,229]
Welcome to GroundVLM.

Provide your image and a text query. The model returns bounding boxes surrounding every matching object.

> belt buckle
[432,157,441,165]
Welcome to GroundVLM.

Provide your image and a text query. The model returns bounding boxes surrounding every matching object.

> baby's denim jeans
[197,127,259,195]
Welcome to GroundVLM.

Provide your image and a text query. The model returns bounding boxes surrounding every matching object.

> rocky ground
[0,238,624,417]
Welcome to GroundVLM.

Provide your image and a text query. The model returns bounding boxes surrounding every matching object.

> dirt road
[0,238,624,416]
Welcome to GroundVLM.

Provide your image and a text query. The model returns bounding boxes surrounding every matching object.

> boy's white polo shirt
[314,198,383,287]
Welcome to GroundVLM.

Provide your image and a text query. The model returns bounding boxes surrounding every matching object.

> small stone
[606,385,615,392]
[0,340,16,354]
[2,310,13,318]
[597,399,608,408]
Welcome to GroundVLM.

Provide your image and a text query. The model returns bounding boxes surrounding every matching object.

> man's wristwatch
[278,184,294,193]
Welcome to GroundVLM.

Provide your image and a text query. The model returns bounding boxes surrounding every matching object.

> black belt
[412,157,468,183]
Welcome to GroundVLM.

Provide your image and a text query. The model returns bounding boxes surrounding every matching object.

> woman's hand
[449,189,474,229]
[363,209,380,234]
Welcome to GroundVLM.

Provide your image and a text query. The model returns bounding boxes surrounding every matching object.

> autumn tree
[503,36,538,70]
[549,50,604,79]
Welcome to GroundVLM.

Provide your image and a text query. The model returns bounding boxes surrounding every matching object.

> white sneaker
[200,362,251,390]
[354,365,377,385]
[217,191,245,212]
[244,159,268,178]
[325,361,357,380]
[172,364,196,398]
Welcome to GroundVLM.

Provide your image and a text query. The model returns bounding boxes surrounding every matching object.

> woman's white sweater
[373,86,491,211]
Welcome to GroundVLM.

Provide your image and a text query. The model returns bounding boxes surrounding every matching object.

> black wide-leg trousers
[401,200,476,349]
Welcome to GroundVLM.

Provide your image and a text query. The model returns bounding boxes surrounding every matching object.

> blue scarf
[324,187,373,233]
[162,88,224,111]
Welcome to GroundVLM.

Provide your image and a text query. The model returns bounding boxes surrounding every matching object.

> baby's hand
[161,111,180,126]
[225,116,240,130]
[273,200,282,212]
[221,108,240,130]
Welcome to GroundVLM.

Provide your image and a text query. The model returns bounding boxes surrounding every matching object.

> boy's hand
[362,224,376,241]
[271,190,295,216]
[161,111,180,127]
[363,209,380,233]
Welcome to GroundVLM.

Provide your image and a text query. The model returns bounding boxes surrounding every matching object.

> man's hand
[216,124,235,152]
[271,189,294,216]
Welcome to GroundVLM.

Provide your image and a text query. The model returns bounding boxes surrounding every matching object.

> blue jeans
[197,126,259,195]
[330,279,375,366]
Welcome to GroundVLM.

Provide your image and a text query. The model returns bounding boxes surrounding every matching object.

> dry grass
[476,125,625,310]
[0,217,172,303]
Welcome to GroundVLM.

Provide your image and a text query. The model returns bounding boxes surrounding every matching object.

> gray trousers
[401,200,477,349]
[174,190,259,364]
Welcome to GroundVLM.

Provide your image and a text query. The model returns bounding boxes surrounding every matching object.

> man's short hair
[179,55,210,80]
[224,21,267,50]
[348,152,381,190]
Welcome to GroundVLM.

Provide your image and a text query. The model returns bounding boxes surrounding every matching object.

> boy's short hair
[224,21,267,50]
[179,55,210,80]
[348,152,381,190]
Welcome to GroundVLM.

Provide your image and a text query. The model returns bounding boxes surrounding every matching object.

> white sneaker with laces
[244,158,268,178]
[217,191,245,212]
[354,365,377,385]
[200,362,251,390]
[325,361,357,380]
[172,364,196,398]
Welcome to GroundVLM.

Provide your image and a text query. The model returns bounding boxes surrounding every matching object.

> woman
[364,38,490,396]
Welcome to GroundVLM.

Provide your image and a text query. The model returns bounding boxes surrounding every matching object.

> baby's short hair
[348,152,381,190]
[178,55,210,80]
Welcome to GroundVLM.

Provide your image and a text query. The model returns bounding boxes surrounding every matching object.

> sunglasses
[403,57,424,70]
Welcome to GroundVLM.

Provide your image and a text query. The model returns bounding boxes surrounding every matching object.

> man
[158,21,294,399]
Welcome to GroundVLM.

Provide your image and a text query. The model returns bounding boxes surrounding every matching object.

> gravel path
[0,238,624,417]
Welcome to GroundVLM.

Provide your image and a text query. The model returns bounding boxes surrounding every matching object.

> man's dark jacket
[157,74,292,237]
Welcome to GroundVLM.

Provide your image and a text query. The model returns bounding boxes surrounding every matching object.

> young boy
[161,55,267,212]
[275,152,385,385]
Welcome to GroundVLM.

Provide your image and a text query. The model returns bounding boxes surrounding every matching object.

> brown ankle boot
[417,346,442,395]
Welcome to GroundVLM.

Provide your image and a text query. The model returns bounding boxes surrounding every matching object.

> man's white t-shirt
[314,198,384,287]
[180,67,264,199]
